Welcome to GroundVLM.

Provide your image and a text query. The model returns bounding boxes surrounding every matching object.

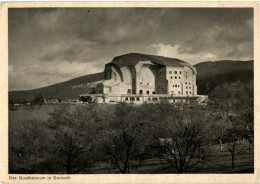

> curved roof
[107,53,197,74]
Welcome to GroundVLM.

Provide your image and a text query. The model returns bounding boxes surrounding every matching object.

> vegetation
[32,93,45,105]
[8,58,254,175]
[9,72,104,103]
[8,80,254,174]
[195,60,253,95]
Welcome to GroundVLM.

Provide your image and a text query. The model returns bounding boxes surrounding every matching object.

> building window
[130,97,135,101]
[180,71,182,74]
[139,90,143,94]
[179,77,181,79]
[189,82,190,84]
[175,84,177,87]
[175,77,177,79]
[125,97,128,101]
[136,97,140,101]
[185,82,187,84]
[153,91,155,94]
[178,85,180,87]
[127,89,131,94]
[186,91,188,94]
[148,97,151,101]
[152,97,158,101]
[169,71,172,74]
[186,87,188,89]
[133,89,136,94]
[171,76,173,79]
[189,87,191,89]
[147,83,149,85]
[173,85,174,87]
[175,71,177,74]
[190,92,192,94]
[146,90,149,94]
[178,91,181,94]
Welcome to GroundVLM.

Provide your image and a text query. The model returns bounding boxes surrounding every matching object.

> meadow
[8,104,254,174]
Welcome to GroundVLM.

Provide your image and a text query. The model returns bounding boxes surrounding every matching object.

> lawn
[90,142,254,174]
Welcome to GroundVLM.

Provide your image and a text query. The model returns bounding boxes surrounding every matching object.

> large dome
[107,53,197,74]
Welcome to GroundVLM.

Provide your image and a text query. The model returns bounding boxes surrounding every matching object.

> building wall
[137,65,157,95]
[165,66,197,96]
[120,66,136,94]
[100,60,197,96]
[166,66,184,95]
[157,67,168,94]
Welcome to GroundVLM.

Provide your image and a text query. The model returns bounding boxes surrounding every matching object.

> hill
[9,72,104,103]
[195,60,253,94]
[9,60,253,103]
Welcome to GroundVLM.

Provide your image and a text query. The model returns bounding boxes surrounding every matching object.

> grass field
[90,142,254,174]
[8,104,254,174]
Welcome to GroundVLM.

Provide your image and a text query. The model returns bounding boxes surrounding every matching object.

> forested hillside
[195,60,253,95]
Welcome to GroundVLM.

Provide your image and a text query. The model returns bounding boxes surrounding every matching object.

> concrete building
[80,53,205,104]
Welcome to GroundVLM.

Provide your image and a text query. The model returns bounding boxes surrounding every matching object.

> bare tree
[152,103,212,173]
[16,119,46,173]
[103,103,147,173]
[233,82,254,152]
[211,82,253,169]
[49,105,96,174]
[224,127,240,169]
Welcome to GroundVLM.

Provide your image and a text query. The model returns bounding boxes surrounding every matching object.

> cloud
[39,39,97,62]
[9,61,104,91]
[146,43,217,64]
[8,8,253,90]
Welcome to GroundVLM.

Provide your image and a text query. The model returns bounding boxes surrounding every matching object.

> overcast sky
[9,8,253,91]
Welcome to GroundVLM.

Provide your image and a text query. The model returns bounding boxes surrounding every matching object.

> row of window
[125,97,159,102]
[170,76,181,79]
[169,71,182,74]
[125,97,190,103]
[127,89,156,95]
[171,91,193,95]
[125,97,140,101]
[172,85,192,88]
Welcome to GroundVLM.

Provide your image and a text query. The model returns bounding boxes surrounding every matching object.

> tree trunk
[219,139,223,150]
[34,151,37,172]
[26,146,29,171]
[67,155,71,174]
[231,154,235,169]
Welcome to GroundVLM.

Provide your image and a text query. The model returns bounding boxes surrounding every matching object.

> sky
[8,8,253,91]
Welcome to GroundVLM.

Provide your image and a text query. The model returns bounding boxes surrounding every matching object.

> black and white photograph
[1,2,259,183]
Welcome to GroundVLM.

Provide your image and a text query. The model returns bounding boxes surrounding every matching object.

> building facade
[80,53,204,104]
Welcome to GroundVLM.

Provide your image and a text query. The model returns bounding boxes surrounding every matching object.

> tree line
[9,81,253,174]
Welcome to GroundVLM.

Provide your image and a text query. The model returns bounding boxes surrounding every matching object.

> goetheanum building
[80,53,206,104]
